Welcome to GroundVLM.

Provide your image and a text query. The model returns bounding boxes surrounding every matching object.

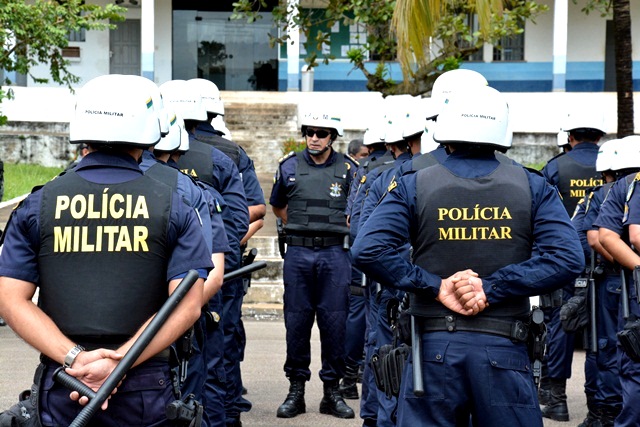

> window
[457,14,483,62]
[67,29,85,42]
[493,32,525,61]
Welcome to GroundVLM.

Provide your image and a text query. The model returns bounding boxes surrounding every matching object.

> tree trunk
[613,0,634,137]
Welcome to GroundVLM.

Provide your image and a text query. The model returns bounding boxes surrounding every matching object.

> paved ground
[1,320,588,426]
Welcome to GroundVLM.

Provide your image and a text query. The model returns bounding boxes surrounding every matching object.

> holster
[166,393,204,427]
[618,316,640,363]
[370,345,391,396]
[0,363,44,427]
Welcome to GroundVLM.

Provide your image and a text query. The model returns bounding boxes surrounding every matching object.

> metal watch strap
[63,344,85,368]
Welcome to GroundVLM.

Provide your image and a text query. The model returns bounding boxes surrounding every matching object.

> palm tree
[612,0,633,137]
[392,0,502,77]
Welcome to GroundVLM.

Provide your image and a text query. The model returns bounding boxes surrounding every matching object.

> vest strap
[417,315,529,342]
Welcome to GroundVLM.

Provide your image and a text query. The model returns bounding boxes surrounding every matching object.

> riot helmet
[433,85,511,152]
[69,74,161,148]
[187,78,225,117]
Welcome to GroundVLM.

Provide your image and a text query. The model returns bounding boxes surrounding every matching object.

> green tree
[575,0,633,137]
[231,0,545,96]
[0,0,126,124]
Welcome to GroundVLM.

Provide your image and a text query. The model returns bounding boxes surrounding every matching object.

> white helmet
[159,80,208,122]
[562,106,606,134]
[300,109,343,137]
[154,107,187,152]
[188,78,224,116]
[433,85,510,150]
[596,139,618,172]
[69,74,161,147]
[363,124,385,146]
[381,112,408,144]
[112,75,169,137]
[425,69,488,120]
[402,110,426,139]
[556,131,570,147]
[211,115,232,140]
[611,135,640,171]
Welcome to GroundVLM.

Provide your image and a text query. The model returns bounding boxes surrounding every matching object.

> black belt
[349,285,365,296]
[40,347,171,365]
[285,235,343,247]
[418,315,529,342]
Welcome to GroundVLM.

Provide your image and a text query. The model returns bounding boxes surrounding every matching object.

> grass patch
[4,163,64,201]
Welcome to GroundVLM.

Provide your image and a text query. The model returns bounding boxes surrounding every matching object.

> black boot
[541,378,569,422]
[577,394,601,427]
[320,381,355,419]
[537,376,551,406]
[276,380,306,418]
[339,364,359,399]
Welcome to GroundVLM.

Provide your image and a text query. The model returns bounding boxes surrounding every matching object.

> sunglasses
[305,128,331,138]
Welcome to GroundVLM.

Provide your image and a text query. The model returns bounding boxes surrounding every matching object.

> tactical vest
[362,150,393,175]
[411,152,440,171]
[38,170,172,341]
[411,163,533,318]
[145,161,179,189]
[285,152,350,236]
[556,154,602,215]
[195,132,241,166]
[177,139,216,188]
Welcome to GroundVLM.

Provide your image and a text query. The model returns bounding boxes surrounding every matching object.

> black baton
[588,250,598,353]
[622,268,630,321]
[410,314,424,396]
[54,269,200,427]
[223,261,267,283]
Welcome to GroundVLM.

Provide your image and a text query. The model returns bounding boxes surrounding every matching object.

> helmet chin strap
[307,140,333,157]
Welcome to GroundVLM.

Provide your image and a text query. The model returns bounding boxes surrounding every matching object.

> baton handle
[222,261,267,283]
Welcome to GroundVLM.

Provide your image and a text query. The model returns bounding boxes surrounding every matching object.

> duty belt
[418,315,529,342]
[285,235,343,248]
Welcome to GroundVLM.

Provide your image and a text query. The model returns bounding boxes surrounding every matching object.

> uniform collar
[76,151,143,174]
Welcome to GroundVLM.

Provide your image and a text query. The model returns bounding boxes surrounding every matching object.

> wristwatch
[63,344,85,368]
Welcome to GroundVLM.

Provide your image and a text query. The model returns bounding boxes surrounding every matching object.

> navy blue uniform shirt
[0,151,213,283]
[351,149,585,303]
[542,142,600,186]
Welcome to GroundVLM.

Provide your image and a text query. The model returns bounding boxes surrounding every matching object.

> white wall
[26,0,173,88]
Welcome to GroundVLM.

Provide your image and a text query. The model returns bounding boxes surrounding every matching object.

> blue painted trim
[275,60,640,92]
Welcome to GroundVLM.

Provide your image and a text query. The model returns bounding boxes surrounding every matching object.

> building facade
[9,0,640,92]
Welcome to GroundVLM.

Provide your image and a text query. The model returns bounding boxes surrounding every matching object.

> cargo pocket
[405,339,448,401]
[486,347,536,408]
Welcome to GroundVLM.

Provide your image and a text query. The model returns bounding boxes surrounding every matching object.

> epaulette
[278,151,296,164]
[524,166,544,177]
[345,153,360,168]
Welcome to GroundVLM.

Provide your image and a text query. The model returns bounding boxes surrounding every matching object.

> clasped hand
[65,348,124,410]
[438,269,488,316]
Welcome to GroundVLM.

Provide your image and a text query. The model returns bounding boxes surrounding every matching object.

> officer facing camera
[0,74,213,426]
[352,84,584,426]
[270,108,358,420]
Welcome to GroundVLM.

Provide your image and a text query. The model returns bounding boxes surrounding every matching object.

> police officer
[539,107,606,421]
[578,137,640,427]
[592,136,640,427]
[271,109,358,419]
[0,75,213,426]
[356,112,420,427]
[160,79,249,427]
[348,138,368,160]
[352,85,584,426]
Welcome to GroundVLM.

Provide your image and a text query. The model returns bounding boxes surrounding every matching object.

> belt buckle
[313,237,322,247]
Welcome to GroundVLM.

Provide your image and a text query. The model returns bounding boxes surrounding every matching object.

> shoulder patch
[278,151,296,164]
[387,175,398,193]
